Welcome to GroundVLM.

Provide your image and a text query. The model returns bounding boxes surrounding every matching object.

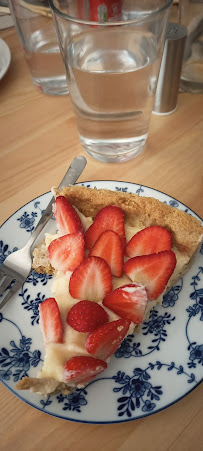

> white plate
[0,38,11,80]
[0,181,202,423]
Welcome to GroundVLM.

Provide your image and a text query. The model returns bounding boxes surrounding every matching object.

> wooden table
[0,25,202,451]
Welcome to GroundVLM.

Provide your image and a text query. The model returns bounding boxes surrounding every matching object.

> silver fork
[0,155,87,310]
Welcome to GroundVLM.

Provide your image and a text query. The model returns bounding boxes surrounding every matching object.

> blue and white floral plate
[0,181,202,423]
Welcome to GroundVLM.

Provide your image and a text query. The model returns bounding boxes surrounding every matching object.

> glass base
[33,76,69,96]
[180,79,203,94]
[80,135,147,163]
[180,78,203,94]
[180,61,203,94]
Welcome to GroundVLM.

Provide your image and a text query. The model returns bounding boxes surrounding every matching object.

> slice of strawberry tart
[16,185,203,395]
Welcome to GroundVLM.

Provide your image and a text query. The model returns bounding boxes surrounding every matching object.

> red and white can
[89,0,122,21]
[78,0,122,22]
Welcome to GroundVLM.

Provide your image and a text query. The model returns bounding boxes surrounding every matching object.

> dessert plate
[0,181,202,423]
[0,38,11,80]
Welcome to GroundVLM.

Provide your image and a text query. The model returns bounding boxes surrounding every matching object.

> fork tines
[0,266,22,309]
[0,267,13,296]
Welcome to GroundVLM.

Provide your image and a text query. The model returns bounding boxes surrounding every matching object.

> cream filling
[39,270,135,382]
[39,212,190,384]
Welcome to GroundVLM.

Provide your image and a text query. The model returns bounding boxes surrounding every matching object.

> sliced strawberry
[39,298,63,344]
[67,300,109,332]
[125,226,172,258]
[103,283,148,324]
[64,356,107,385]
[53,196,83,236]
[124,250,176,300]
[69,256,112,302]
[48,232,85,272]
[89,230,123,277]
[85,319,131,360]
[85,205,126,249]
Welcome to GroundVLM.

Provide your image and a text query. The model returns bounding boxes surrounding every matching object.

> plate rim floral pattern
[0,180,202,424]
[1,377,202,424]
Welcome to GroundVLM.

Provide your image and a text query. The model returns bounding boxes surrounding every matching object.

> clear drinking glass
[8,0,68,96]
[50,0,172,162]
[179,0,203,93]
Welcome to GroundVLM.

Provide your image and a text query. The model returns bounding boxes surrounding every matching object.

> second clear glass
[9,0,68,96]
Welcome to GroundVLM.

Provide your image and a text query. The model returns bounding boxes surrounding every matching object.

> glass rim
[49,0,173,26]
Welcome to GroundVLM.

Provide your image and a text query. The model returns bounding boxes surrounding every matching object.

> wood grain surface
[0,21,202,451]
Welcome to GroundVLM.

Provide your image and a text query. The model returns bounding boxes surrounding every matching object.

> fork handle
[24,156,87,251]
